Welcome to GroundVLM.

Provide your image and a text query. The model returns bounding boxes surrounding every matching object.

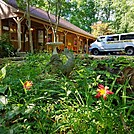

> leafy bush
[0,53,134,133]
[0,33,16,58]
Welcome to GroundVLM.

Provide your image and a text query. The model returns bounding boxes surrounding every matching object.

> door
[104,35,120,51]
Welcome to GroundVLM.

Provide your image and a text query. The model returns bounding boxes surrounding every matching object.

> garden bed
[0,53,134,133]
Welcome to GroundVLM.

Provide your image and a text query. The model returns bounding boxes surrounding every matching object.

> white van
[89,32,134,55]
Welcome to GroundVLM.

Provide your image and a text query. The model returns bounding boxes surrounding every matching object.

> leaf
[127,104,134,117]
[67,90,71,96]
[96,75,101,80]
[0,102,4,110]
[0,127,8,134]
[6,105,20,120]
[0,85,7,94]
[0,95,8,105]
[106,72,110,78]
[0,65,7,79]
[19,79,24,85]
[93,112,103,123]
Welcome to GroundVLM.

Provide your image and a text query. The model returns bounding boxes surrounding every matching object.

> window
[38,30,43,43]
[100,37,105,40]
[60,34,65,43]
[47,34,52,42]
[120,34,134,40]
[97,36,105,42]
[107,35,119,41]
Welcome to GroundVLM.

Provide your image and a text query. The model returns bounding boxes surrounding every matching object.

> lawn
[0,53,134,134]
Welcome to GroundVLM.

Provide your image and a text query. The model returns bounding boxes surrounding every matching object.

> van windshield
[97,36,105,42]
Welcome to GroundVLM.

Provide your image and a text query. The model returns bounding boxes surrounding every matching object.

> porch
[0,0,96,54]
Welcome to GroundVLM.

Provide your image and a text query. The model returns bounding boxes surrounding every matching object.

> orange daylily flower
[95,84,114,100]
[23,81,33,90]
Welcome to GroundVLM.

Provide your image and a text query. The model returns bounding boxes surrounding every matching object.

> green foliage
[92,0,134,34]
[91,22,113,37]
[112,0,134,33]
[66,0,96,33]
[0,53,134,133]
[95,0,113,22]
[0,33,16,58]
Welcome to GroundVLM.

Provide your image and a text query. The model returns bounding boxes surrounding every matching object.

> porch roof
[5,0,95,40]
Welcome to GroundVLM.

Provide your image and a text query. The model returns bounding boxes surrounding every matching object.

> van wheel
[92,49,100,55]
[125,47,134,55]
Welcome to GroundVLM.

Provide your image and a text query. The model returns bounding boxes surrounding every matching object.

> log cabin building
[0,0,96,54]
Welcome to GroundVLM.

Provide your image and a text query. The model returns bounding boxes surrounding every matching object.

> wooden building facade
[0,0,96,54]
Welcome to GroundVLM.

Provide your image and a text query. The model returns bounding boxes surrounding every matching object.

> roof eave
[9,6,95,40]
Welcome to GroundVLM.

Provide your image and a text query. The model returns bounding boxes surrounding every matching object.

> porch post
[76,35,79,53]
[13,17,24,52]
[44,25,51,52]
[86,38,89,54]
[0,19,2,38]
[64,31,68,47]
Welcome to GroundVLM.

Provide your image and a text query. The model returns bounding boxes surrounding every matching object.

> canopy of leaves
[62,0,96,33]
[112,0,134,33]
[91,22,113,37]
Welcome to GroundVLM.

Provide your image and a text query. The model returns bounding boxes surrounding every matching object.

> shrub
[0,33,16,58]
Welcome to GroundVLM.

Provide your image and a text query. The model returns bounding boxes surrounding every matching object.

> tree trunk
[26,0,33,53]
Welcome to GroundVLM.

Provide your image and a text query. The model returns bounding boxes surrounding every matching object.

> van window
[97,38,101,42]
[120,34,134,40]
[97,36,105,42]
[107,35,119,41]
